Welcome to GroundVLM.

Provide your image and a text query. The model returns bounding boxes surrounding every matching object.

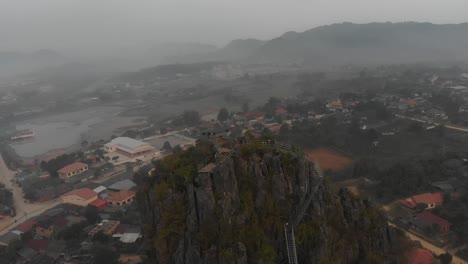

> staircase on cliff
[284,161,322,264]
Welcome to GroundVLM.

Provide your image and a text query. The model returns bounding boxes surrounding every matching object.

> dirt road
[0,154,60,235]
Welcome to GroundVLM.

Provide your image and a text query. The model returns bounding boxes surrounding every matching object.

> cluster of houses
[0,176,142,263]
[0,206,143,263]
[61,178,137,209]
[398,192,451,236]
[0,133,195,263]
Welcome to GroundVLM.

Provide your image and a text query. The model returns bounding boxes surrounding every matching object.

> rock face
[137,142,400,263]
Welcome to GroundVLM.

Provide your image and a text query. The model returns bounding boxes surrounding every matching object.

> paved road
[143,129,185,141]
[0,154,61,235]
[396,114,468,133]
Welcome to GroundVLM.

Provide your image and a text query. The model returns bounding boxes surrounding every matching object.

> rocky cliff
[137,141,402,263]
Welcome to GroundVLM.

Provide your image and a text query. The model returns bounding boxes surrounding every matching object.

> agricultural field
[305,148,353,172]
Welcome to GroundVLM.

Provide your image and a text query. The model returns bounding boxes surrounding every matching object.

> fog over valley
[2,1,468,264]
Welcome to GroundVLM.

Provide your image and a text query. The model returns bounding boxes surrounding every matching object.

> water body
[10,106,143,158]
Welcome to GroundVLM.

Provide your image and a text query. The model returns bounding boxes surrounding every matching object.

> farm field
[305,148,353,172]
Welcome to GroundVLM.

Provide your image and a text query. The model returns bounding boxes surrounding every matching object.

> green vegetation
[56,222,87,240]
[92,244,119,264]
[217,107,229,122]
[171,110,201,127]
[142,140,392,263]
[0,183,13,214]
[155,140,215,186]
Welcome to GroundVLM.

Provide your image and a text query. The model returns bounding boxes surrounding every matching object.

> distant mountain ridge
[160,38,265,64]
[250,22,468,65]
[159,22,468,67]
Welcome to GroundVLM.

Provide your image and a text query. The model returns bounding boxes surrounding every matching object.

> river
[10,106,144,159]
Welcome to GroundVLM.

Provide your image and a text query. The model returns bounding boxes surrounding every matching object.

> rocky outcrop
[137,143,401,263]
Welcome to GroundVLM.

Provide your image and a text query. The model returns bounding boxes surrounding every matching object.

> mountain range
[164,22,468,67]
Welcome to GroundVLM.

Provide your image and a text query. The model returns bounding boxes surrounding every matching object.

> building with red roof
[57,162,88,179]
[27,239,49,252]
[107,190,136,206]
[268,124,283,133]
[62,188,97,207]
[408,248,435,264]
[89,198,108,209]
[16,220,37,233]
[327,100,343,110]
[406,99,418,107]
[400,192,443,210]
[275,108,288,116]
[416,211,451,234]
[244,111,265,120]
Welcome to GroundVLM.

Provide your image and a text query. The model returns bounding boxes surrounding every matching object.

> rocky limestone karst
[137,141,401,263]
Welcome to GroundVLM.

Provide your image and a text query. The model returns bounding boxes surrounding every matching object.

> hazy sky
[1,0,467,56]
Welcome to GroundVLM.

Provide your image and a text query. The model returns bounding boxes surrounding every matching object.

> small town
[0,64,468,263]
[2,5,468,263]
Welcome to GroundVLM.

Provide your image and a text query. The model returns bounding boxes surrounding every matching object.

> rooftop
[107,190,136,202]
[244,111,265,119]
[416,211,450,228]
[0,232,21,246]
[57,162,88,174]
[408,248,434,264]
[16,220,37,233]
[89,199,108,208]
[400,192,443,209]
[119,233,141,243]
[275,108,288,116]
[105,137,150,150]
[107,179,136,191]
[27,239,49,252]
[62,188,97,200]
[93,186,107,194]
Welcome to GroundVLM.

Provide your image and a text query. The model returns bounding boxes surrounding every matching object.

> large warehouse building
[104,137,155,158]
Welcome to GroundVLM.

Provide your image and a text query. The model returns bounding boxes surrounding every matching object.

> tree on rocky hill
[217,108,229,122]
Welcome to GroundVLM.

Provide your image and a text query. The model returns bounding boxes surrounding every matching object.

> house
[327,100,343,110]
[244,111,265,121]
[414,211,451,234]
[27,239,49,252]
[57,162,88,179]
[275,108,288,116]
[89,199,108,209]
[113,225,142,244]
[267,123,283,134]
[400,193,443,210]
[35,220,54,238]
[0,231,21,246]
[104,137,155,158]
[61,188,97,207]
[16,220,37,233]
[408,248,435,264]
[107,190,136,206]
[406,99,417,108]
[93,185,107,194]
[88,220,120,237]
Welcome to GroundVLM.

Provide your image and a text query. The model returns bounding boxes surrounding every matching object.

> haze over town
[2,1,468,264]
[1,0,467,58]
